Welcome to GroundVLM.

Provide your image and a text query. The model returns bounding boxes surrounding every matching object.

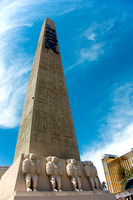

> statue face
[24,154,29,159]
[30,154,37,160]
[71,159,76,165]
[52,157,58,163]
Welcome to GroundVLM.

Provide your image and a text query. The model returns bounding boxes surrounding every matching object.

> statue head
[84,161,93,166]
[71,159,76,165]
[52,156,58,163]
[46,156,59,163]
[29,153,38,160]
[24,154,29,159]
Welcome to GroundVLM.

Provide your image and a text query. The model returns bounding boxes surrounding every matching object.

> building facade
[0,166,10,179]
[102,148,133,193]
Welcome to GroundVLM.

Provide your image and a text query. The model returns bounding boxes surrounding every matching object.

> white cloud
[80,43,104,62]
[87,32,96,41]
[102,82,133,137]
[58,7,76,16]
[82,19,114,41]
[66,42,104,71]
[0,57,32,128]
[57,0,93,16]
[0,0,42,128]
[66,19,115,71]
[84,27,96,41]
[81,81,133,182]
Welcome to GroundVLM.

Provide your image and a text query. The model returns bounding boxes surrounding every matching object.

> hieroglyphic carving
[33,132,47,144]
[40,133,46,143]
[49,104,58,113]
[59,90,68,107]
[37,80,48,103]
[33,132,39,142]
[62,118,73,138]
[49,115,61,135]
[35,110,48,132]
[49,89,58,105]
[35,101,49,113]
[51,136,61,145]
[63,138,76,148]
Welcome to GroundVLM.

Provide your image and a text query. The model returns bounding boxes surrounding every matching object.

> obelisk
[0,18,116,200]
[14,18,80,161]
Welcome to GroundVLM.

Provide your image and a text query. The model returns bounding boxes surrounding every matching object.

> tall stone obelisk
[0,18,116,200]
[14,18,80,161]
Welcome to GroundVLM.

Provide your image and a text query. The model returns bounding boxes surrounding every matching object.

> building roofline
[118,148,133,158]
[0,166,10,168]
[101,148,133,160]
[101,154,117,160]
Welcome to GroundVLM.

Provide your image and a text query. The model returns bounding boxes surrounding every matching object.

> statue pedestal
[0,154,115,200]
[9,191,115,200]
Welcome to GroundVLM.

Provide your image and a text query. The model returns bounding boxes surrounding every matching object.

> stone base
[8,191,115,200]
[0,154,108,200]
[0,154,103,200]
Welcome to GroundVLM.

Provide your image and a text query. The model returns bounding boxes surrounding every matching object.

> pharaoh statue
[83,161,101,191]
[22,153,40,192]
[46,156,62,192]
[66,159,82,191]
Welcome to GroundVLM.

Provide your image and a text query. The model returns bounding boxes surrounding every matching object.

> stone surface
[0,154,93,200]
[0,155,25,200]
[66,159,82,191]
[8,191,116,200]
[0,166,10,179]
[46,156,62,191]
[83,161,102,190]
[22,153,40,191]
[14,17,80,162]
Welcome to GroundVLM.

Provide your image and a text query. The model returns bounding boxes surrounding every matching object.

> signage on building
[45,24,59,54]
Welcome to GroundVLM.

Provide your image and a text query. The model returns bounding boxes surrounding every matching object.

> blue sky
[0,0,133,181]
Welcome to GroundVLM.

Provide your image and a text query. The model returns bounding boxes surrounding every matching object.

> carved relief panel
[49,89,58,105]
[49,115,61,135]
[35,110,48,132]
[59,90,68,108]
[33,132,47,144]
[37,79,48,104]
[62,118,73,138]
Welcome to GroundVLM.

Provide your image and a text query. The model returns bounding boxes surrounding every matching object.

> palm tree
[101,181,107,190]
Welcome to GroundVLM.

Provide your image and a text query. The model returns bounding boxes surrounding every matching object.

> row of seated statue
[22,153,102,192]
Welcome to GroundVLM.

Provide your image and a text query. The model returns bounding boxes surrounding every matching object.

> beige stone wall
[0,155,24,200]
[14,18,80,161]
[10,191,116,200]
[14,20,44,161]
